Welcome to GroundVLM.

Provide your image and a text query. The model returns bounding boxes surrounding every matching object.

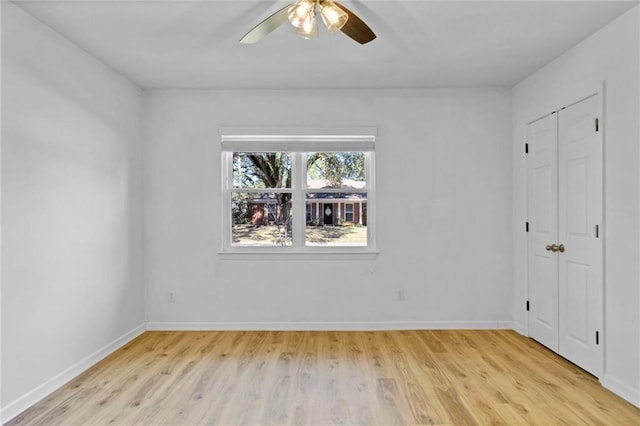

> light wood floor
[8,330,640,425]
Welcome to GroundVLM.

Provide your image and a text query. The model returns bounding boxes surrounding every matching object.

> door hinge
[595,118,599,132]
[525,143,529,154]
[596,331,600,345]
[595,224,599,238]
[526,222,529,233]
[526,300,530,311]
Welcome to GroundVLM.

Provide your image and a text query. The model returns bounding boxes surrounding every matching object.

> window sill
[217,250,380,261]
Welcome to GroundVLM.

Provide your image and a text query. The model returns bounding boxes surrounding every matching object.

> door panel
[534,255,557,328]
[566,159,588,235]
[558,95,603,377]
[323,203,333,225]
[534,166,554,233]
[566,261,589,344]
[527,113,559,352]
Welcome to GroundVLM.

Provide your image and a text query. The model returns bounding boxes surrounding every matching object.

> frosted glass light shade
[288,0,315,29]
[297,12,318,39]
[320,1,348,33]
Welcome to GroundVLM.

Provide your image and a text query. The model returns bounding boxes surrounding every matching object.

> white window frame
[220,128,377,258]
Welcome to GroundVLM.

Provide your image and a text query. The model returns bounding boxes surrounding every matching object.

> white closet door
[527,113,559,352]
[558,95,603,377]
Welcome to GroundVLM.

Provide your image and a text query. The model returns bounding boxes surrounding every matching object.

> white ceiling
[11,0,638,89]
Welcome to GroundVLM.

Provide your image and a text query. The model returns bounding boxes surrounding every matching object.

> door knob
[557,244,565,253]
[545,244,565,253]
[545,245,553,251]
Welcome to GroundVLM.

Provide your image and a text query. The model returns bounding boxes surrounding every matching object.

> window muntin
[221,133,375,253]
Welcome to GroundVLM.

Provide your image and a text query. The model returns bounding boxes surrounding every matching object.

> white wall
[1,3,145,421]
[142,88,513,329]
[0,1,4,417]
[511,6,640,405]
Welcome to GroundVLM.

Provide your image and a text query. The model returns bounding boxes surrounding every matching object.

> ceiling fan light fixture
[297,10,318,39]
[240,0,376,45]
[287,0,315,29]
[320,1,349,33]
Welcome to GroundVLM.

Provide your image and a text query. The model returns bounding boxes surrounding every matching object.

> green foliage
[233,152,291,189]
[231,193,253,224]
[307,152,365,187]
[235,151,365,189]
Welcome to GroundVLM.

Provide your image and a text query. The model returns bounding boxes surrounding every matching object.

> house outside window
[221,129,376,254]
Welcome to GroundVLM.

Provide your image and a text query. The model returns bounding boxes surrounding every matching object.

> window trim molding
[220,127,376,152]
[220,126,377,140]
[218,250,380,260]
[220,128,377,255]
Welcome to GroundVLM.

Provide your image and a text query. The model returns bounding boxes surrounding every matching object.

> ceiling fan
[240,0,376,44]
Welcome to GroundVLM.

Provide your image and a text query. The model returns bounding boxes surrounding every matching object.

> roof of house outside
[306,193,366,201]
[247,179,367,203]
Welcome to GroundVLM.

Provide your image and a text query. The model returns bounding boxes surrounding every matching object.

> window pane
[233,152,291,188]
[231,192,292,246]
[345,204,354,222]
[306,152,365,189]
[305,194,367,247]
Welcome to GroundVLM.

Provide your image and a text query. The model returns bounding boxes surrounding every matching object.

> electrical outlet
[396,290,405,302]
[168,291,176,303]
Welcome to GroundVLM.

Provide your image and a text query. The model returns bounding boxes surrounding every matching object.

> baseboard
[0,323,146,425]
[146,320,515,331]
[511,321,527,336]
[602,374,640,408]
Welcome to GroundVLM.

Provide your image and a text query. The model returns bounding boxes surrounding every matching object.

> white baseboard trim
[511,321,527,336]
[1,323,146,425]
[146,320,515,331]
[602,374,640,408]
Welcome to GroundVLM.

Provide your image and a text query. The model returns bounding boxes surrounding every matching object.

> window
[221,129,376,254]
[345,203,354,222]
[267,203,277,223]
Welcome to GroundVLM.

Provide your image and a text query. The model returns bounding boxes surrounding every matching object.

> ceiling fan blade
[240,4,292,44]
[334,2,376,45]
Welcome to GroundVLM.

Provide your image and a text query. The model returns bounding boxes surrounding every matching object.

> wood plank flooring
[8,330,640,425]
